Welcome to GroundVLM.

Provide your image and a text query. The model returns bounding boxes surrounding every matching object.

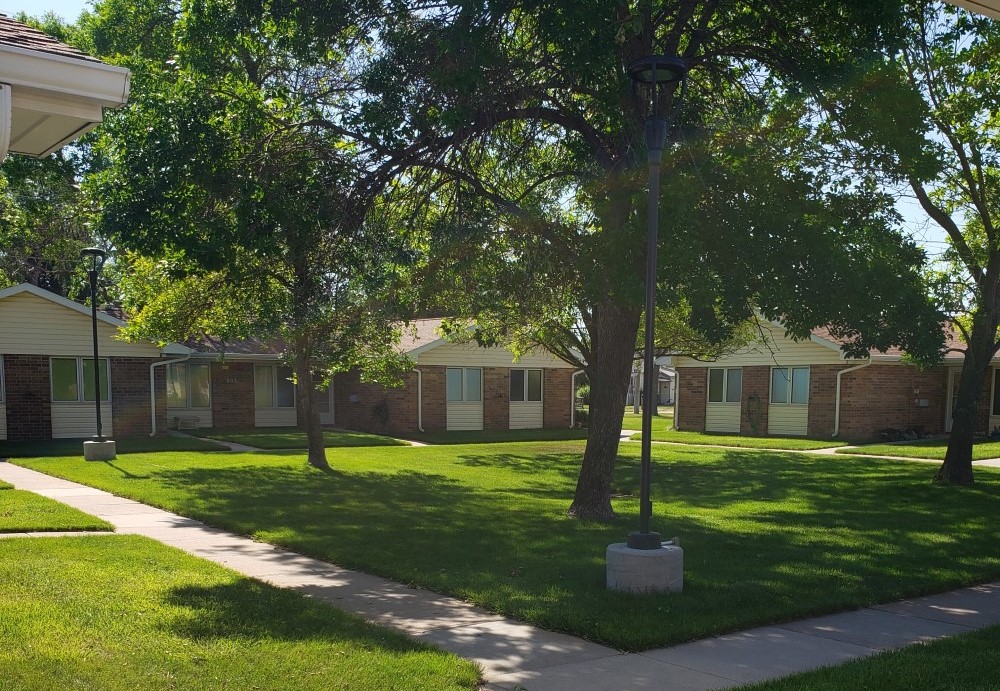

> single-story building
[670,321,988,442]
[0,284,577,440]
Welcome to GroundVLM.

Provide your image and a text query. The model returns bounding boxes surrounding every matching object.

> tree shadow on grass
[162,578,429,652]
[112,447,1000,650]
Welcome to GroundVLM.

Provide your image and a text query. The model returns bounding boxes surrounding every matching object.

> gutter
[414,369,424,432]
[833,361,872,437]
[149,354,190,436]
[570,370,584,428]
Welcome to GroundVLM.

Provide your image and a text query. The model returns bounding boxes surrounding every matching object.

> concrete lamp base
[83,440,117,461]
[606,540,683,594]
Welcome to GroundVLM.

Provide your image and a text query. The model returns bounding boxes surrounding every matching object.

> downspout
[833,360,872,437]
[414,369,424,432]
[570,370,584,428]
[149,354,191,436]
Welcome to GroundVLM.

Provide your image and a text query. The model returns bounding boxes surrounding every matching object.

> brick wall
[4,354,51,440]
[110,357,164,437]
[740,366,770,436]
[834,364,948,441]
[483,367,509,430]
[543,368,572,428]
[676,367,707,431]
[211,361,255,428]
[806,364,842,438]
[333,366,447,435]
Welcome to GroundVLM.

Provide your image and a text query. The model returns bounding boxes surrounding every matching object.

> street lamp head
[627,55,688,87]
[80,247,107,274]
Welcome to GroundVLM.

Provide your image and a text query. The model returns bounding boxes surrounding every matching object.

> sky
[3,0,952,259]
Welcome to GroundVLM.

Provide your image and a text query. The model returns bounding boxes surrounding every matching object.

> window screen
[167,364,187,407]
[51,358,79,402]
[790,367,809,405]
[725,368,742,403]
[254,365,273,408]
[275,366,295,408]
[771,368,789,404]
[465,368,482,402]
[708,369,724,402]
[446,368,463,402]
[527,369,542,401]
[190,364,211,407]
[510,369,525,401]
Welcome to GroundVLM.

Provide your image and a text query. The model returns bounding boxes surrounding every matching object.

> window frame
[510,368,543,403]
[446,367,483,403]
[167,362,212,409]
[707,367,742,404]
[770,366,810,406]
[254,364,296,410]
[50,357,111,404]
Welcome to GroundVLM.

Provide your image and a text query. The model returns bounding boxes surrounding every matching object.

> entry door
[314,384,334,426]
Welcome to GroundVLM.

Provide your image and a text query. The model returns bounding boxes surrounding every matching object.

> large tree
[362,0,943,519]
[89,0,410,467]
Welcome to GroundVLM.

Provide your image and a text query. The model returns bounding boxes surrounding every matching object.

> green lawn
[0,435,227,459]
[0,535,478,690]
[621,410,674,432]
[741,624,1000,690]
[0,482,113,532]
[837,438,1000,461]
[405,428,589,444]
[631,428,845,450]
[193,427,408,449]
[14,443,1000,651]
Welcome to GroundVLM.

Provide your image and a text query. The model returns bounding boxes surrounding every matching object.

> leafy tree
[824,2,1000,484]
[89,0,410,468]
[364,0,943,519]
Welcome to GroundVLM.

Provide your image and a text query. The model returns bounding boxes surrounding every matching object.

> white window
[771,367,809,405]
[51,358,110,402]
[707,367,741,404]
[446,368,482,402]
[167,363,211,408]
[510,368,542,402]
[255,365,296,408]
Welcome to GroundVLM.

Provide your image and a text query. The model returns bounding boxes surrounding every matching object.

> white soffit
[0,44,129,160]
[948,0,1000,19]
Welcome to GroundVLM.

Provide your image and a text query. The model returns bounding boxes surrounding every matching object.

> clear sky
[1,0,91,21]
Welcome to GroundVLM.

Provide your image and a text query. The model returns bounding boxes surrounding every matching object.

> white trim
[0,83,10,162]
[414,369,424,432]
[948,0,1000,20]
[0,44,130,106]
[254,363,296,410]
[50,356,111,404]
[406,337,449,358]
[509,367,543,403]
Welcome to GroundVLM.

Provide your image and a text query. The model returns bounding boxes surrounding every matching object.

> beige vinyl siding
[0,292,160,357]
[166,407,213,429]
[255,408,297,427]
[705,403,741,433]
[447,402,483,431]
[0,404,6,440]
[416,343,572,369]
[51,402,113,438]
[767,406,809,436]
[509,402,543,429]
[674,322,845,368]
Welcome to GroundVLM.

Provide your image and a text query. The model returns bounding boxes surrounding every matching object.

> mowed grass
[621,409,674,432]
[193,427,408,449]
[837,438,1000,461]
[0,535,479,690]
[16,443,1000,650]
[632,428,845,450]
[741,624,1000,690]
[0,483,112,532]
[405,428,588,444]
[0,435,227,459]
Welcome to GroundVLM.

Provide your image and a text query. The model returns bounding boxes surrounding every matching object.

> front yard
[191,426,408,449]
[837,438,1000,461]
[0,479,112,532]
[0,535,478,690]
[16,441,1000,651]
[630,428,845,450]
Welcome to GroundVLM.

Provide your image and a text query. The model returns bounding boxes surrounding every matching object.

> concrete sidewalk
[2,460,999,690]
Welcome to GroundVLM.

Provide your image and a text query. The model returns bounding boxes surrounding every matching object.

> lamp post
[81,247,106,438]
[626,55,688,551]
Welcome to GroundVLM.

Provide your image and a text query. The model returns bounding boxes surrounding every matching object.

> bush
[575,408,589,428]
[577,384,590,405]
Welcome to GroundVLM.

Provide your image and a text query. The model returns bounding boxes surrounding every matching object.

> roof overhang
[0,43,130,161]
[949,0,1000,19]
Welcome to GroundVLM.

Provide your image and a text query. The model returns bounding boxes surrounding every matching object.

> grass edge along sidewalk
[14,442,1000,651]
[0,534,479,690]
[0,480,113,532]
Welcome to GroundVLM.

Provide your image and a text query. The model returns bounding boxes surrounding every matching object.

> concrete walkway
[2,461,999,690]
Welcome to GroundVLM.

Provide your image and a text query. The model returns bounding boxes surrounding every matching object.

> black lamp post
[626,55,688,551]
[80,247,107,440]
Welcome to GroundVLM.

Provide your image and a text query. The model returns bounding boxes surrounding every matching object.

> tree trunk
[938,315,998,485]
[569,300,641,521]
[293,340,328,470]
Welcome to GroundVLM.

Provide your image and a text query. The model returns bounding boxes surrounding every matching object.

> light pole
[80,247,109,444]
[626,55,688,550]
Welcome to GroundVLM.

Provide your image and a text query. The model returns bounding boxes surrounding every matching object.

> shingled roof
[0,13,100,63]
